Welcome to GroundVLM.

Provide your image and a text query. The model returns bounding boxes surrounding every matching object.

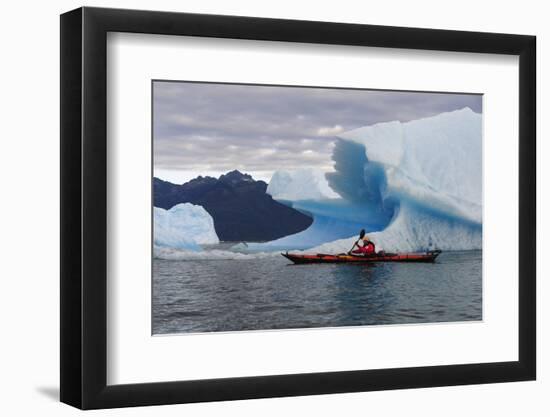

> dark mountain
[154,170,313,241]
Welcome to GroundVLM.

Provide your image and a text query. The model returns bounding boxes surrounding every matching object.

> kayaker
[350,234,376,256]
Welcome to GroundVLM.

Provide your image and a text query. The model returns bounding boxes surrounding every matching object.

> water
[152,250,482,334]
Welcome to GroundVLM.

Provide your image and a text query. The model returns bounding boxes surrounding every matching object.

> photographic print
[152,81,482,335]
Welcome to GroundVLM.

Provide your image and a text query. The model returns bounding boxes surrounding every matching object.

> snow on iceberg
[262,107,482,252]
[154,203,219,251]
[267,168,340,200]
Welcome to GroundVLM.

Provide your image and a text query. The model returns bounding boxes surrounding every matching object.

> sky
[153,81,482,184]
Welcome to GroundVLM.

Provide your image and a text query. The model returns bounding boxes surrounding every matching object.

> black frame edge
[60,6,537,410]
[81,6,110,409]
[60,7,83,409]
[90,361,532,410]
[517,35,536,379]
[83,6,534,54]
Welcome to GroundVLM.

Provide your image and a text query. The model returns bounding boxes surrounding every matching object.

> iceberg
[333,107,482,224]
[257,107,482,252]
[267,168,340,200]
[154,203,219,251]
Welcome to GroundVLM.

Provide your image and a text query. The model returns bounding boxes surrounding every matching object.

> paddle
[348,229,366,254]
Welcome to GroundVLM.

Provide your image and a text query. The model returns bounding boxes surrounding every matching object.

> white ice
[335,107,482,224]
[267,168,340,201]
[154,246,280,260]
[154,203,219,251]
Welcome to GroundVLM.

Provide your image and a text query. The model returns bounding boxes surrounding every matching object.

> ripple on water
[152,250,482,334]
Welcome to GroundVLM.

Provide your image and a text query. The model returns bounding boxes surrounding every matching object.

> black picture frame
[60,6,536,410]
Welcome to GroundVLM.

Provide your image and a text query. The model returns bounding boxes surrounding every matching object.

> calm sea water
[152,250,482,334]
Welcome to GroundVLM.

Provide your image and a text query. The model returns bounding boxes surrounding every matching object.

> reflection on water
[153,250,482,334]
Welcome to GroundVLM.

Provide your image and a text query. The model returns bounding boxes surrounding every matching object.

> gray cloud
[153,81,482,176]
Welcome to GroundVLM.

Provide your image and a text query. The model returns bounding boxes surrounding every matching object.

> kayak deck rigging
[282,250,441,264]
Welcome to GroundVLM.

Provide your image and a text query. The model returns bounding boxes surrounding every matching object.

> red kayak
[282,250,441,264]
